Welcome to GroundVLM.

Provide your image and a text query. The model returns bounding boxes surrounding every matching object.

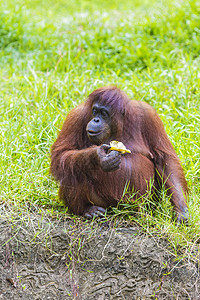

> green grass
[0,0,199,254]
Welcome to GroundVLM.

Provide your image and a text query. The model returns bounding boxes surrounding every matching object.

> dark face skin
[86,103,112,145]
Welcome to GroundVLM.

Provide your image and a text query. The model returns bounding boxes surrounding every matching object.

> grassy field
[0,0,199,254]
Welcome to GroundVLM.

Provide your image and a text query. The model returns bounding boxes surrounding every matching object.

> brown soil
[0,214,199,300]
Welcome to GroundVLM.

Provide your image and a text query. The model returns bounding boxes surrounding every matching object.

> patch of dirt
[0,214,200,300]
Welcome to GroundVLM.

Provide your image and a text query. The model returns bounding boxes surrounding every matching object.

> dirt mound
[0,215,199,299]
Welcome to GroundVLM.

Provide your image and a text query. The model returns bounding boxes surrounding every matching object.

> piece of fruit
[109,141,131,154]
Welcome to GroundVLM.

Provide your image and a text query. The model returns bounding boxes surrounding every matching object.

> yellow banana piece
[109,141,131,154]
